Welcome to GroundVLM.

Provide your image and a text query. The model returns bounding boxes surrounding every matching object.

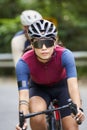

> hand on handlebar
[16,111,27,130]
[73,107,85,124]
[16,122,27,130]
[68,99,85,125]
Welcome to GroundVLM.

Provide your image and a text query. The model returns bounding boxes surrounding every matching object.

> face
[32,39,55,63]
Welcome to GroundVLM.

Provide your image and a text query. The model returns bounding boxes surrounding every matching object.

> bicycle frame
[53,100,62,130]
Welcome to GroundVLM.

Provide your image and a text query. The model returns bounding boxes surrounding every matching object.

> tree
[0,0,87,52]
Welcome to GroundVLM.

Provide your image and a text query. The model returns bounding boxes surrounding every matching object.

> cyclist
[11,10,43,66]
[15,19,85,130]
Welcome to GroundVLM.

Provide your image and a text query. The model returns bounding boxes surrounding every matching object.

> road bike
[19,99,81,130]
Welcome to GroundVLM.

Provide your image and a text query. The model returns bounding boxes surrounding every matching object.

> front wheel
[55,119,62,130]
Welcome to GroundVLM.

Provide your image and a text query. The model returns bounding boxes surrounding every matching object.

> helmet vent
[48,24,53,32]
[33,34,41,38]
[31,24,38,33]
[36,23,41,30]
[40,19,44,24]
[28,16,31,19]
[44,22,48,30]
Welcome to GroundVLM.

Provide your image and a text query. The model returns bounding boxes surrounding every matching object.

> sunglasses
[32,39,54,49]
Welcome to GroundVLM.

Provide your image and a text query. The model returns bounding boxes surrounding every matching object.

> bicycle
[19,99,82,130]
[46,99,61,130]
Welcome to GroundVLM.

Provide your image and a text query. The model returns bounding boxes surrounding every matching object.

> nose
[42,44,47,49]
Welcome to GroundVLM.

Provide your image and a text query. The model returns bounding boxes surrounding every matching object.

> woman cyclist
[11,10,43,66]
[15,19,85,130]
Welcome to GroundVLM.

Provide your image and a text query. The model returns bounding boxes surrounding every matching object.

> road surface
[0,76,87,130]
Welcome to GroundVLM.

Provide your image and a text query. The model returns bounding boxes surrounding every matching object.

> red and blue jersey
[16,45,77,90]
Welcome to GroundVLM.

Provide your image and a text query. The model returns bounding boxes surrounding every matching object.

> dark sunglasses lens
[45,40,54,48]
[33,42,42,48]
[33,40,54,49]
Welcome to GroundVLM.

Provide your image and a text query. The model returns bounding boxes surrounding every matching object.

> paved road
[0,76,87,130]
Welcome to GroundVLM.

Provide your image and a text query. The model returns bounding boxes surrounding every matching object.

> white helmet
[28,19,57,40]
[20,10,43,26]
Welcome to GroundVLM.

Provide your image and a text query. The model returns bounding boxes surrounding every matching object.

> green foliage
[0,0,87,53]
[0,17,20,52]
[0,0,25,18]
[77,66,87,78]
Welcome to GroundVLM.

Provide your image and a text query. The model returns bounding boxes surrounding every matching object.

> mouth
[41,51,49,54]
[41,52,49,56]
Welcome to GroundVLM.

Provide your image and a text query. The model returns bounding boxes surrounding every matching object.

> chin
[39,56,51,61]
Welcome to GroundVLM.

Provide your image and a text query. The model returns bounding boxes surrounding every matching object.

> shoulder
[62,49,74,58]
[14,30,25,37]
[11,30,25,40]
[54,45,74,58]
[22,50,35,61]
[54,45,66,56]
[11,30,26,44]
[16,59,29,75]
[62,49,75,65]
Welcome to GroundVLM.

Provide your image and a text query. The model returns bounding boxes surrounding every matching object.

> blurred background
[0,0,87,77]
[0,1,87,130]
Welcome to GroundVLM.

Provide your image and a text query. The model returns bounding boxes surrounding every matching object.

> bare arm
[67,77,81,108]
[19,89,29,115]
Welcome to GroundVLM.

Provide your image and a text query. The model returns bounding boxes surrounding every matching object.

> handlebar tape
[19,112,25,128]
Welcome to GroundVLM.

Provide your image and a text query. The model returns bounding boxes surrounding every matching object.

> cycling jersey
[16,45,77,90]
[11,30,31,66]
[13,30,30,49]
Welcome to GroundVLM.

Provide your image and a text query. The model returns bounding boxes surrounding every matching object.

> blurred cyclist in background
[15,19,85,130]
[11,10,43,66]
